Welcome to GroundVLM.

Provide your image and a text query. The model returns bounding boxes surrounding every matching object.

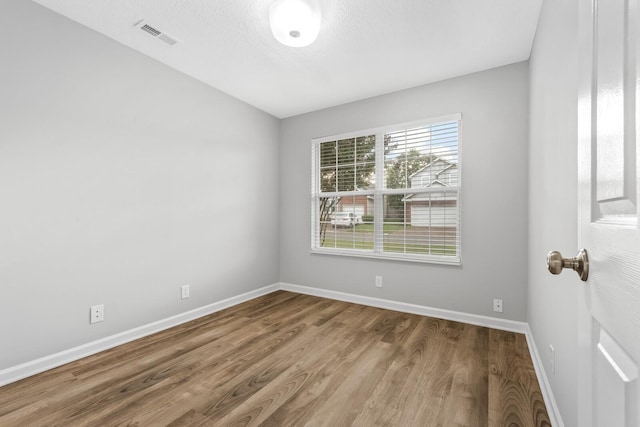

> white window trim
[311,113,462,265]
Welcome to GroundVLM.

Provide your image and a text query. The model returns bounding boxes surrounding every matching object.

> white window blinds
[312,115,461,264]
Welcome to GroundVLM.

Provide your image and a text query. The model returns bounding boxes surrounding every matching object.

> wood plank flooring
[0,291,551,426]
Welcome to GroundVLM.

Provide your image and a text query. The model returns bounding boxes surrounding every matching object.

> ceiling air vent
[134,20,179,46]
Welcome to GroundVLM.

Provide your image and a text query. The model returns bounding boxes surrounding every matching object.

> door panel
[578,0,640,425]
[596,0,627,203]
[595,326,638,426]
[595,0,638,220]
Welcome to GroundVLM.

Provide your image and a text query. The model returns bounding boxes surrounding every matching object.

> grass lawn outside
[321,238,457,256]
[320,223,458,256]
[350,223,405,233]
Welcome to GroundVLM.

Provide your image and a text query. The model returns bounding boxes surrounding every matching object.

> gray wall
[280,63,530,320]
[528,0,579,425]
[1,5,580,424]
[0,0,280,370]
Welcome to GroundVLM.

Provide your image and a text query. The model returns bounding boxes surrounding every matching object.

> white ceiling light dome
[269,0,321,47]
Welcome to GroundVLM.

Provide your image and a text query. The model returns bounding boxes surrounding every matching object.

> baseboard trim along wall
[524,325,564,427]
[0,282,561,425]
[0,284,279,388]
[279,282,528,333]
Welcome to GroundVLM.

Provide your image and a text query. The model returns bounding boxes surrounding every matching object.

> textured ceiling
[32,0,542,118]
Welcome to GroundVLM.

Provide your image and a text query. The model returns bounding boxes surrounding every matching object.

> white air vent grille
[141,24,161,37]
[134,20,179,46]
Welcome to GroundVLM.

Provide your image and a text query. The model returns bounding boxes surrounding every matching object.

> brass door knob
[547,249,589,281]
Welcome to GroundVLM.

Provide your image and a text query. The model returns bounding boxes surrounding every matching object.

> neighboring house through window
[311,114,461,264]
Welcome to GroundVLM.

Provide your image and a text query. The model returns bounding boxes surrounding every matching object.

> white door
[578,0,640,425]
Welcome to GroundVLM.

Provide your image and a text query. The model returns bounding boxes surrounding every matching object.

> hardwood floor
[0,291,551,426]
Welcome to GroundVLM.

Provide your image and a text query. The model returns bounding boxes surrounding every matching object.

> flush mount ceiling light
[269,0,321,47]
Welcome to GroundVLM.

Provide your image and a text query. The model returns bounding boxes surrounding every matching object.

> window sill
[310,247,461,265]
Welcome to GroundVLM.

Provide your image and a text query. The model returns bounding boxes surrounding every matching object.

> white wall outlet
[550,344,555,374]
[181,285,190,299]
[90,304,104,324]
[493,299,503,313]
[375,276,382,288]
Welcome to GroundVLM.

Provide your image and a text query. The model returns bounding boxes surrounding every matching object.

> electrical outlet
[550,344,555,374]
[181,285,190,299]
[493,299,503,313]
[375,276,382,288]
[90,304,104,324]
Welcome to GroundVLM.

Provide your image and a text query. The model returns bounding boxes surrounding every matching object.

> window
[311,114,461,264]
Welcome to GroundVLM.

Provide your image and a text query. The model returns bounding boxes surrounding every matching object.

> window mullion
[374,132,385,253]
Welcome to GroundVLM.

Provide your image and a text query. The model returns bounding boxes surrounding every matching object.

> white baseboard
[278,282,528,333]
[0,284,279,387]
[0,281,562,426]
[525,325,564,427]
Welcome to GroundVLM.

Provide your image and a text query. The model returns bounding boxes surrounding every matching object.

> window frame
[311,113,462,265]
